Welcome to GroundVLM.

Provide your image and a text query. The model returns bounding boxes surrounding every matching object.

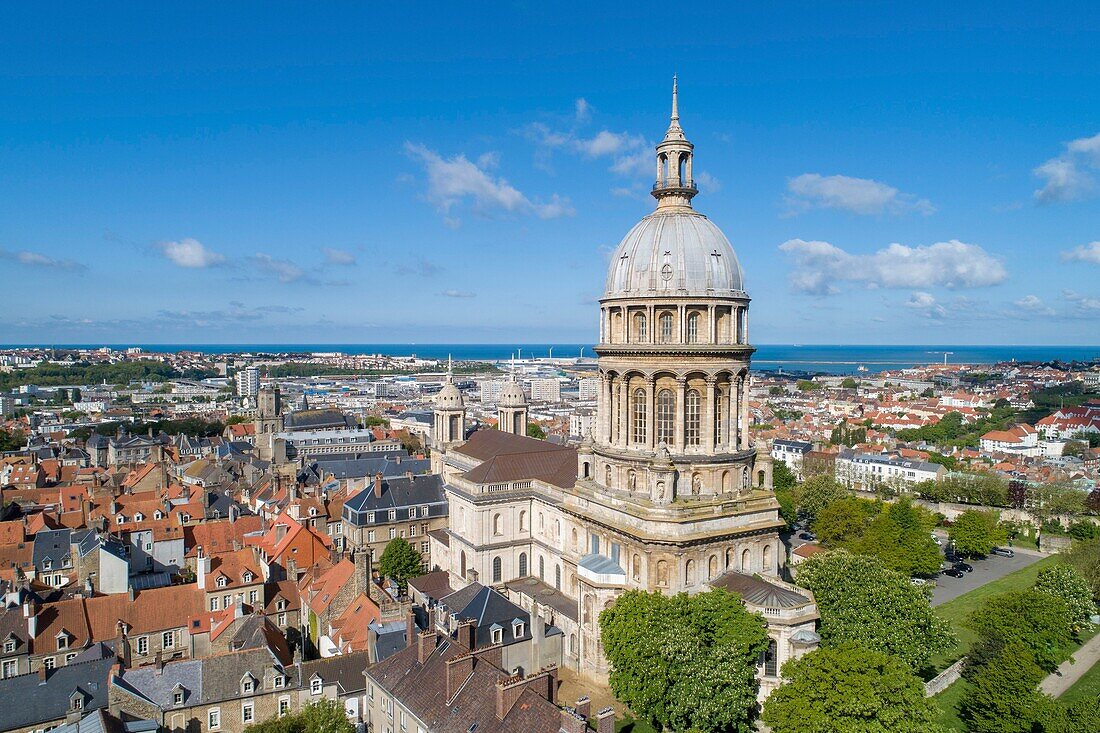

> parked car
[931,533,942,545]
[942,567,965,578]
[991,547,1015,557]
[953,561,973,573]
[910,577,934,587]
[944,551,960,563]
[798,531,816,541]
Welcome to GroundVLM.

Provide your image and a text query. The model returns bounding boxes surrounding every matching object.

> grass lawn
[930,555,1061,670]
[932,679,970,732]
[1060,652,1100,704]
[615,716,660,733]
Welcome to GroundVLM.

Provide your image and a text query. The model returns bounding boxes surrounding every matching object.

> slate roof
[33,528,73,569]
[436,583,535,649]
[342,474,446,515]
[0,655,114,731]
[283,409,353,431]
[708,571,812,609]
[299,651,370,694]
[454,430,578,489]
[310,456,431,481]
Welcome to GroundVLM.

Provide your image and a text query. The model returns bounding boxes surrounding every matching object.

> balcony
[652,178,697,192]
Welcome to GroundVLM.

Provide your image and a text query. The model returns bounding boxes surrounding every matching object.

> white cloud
[1061,241,1100,265]
[523,117,652,180]
[322,247,357,265]
[405,142,572,222]
[1014,295,1055,316]
[0,248,85,271]
[785,174,935,216]
[905,291,947,319]
[1034,132,1100,203]
[574,98,592,123]
[1063,290,1100,313]
[695,171,721,193]
[440,289,475,298]
[249,253,305,283]
[157,238,225,268]
[778,238,1007,295]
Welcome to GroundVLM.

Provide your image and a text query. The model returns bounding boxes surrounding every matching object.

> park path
[1040,632,1100,697]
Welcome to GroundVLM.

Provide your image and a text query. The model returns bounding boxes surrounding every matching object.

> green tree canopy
[965,590,1073,674]
[599,588,769,733]
[377,538,423,590]
[794,551,954,673]
[811,496,878,547]
[840,377,859,389]
[960,641,1050,733]
[244,700,353,733]
[526,422,546,439]
[1033,564,1097,634]
[948,509,1008,557]
[762,643,946,733]
[795,475,848,521]
[1063,537,1100,601]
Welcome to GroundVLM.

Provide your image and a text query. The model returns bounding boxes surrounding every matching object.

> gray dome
[435,382,464,409]
[604,211,745,298]
[498,380,527,408]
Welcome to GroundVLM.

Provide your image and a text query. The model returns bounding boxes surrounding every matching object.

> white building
[577,378,600,400]
[479,379,504,404]
[569,411,596,438]
[771,439,812,479]
[835,451,945,490]
[235,367,260,398]
[529,378,561,403]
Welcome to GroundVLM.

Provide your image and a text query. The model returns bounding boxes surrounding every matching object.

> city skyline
[2,3,1099,345]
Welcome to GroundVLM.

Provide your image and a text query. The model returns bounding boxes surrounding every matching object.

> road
[1040,632,1100,697]
[930,547,1042,606]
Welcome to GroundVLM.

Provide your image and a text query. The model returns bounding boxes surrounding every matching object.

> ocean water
[9,343,1100,375]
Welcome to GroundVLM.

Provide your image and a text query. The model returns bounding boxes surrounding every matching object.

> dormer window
[276,599,287,611]
[134,513,144,522]
[309,507,317,517]
[154,510,164,520]
[273,675,285,689]
[116,515,125,524]
[216,576,228,588]
[242,571,254,583]
[42,558,52,570]
[512,620,525,639]
[56,632,70,651]
[4,638,15,653]
[70,694,83,711]
[310,676,322,695]
[491,626,503,645]
[172,685,186,705]
[241,674,256,694]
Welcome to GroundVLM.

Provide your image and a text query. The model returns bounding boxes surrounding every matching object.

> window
[659,312,673,342]
[209,598,218,612]
[216,576,228,588]
[279,698,290,717]
[43,657,55,670]
[492,513,502,536]
[208,709,221,730]
[162,631,174,649]
[512,621,525,638]
[388,527,396,540]
[518,553,528,577]
[420,541,429,554]
[408,524,416,537]
[242,703,254,724]
[635,313,647,342]
[71,696,83,711]
[136,636,148,655]
[277,612,287,626]
[368,530,376,543]
[367,512,374,523]
[1,659,16,678]
[56,634,68,651]
[173,690,184,705]
[763,639,778,676]
[685,389,701,447]
[388,510,396,521]
[408,507,417,519]
[134,513,144,522]
[656,389,674,445]
[310,677,322,695]
[491,627,503,644]
[3,640,14,653]
[249,590,258,604]
[243,571,253,583]
[242,677,254,694]
[715,392,727,444]
[154,510,164,520]
[65,653,77,663]
[538,556,545,580]
[631,388,647,444]
[492,557,502,583]
[273,675,285,689]
[686,312,699,343]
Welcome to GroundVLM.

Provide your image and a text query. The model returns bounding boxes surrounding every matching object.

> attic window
[173,690,185,705]
[310,677,322,695]
[56,633,69,650]
[134,513,144,522]
[243,572,254,583]
[216,576,228,588]
[512,620,525,638]
[3,640,15,653]
[242,676,255,694]
[42,559,52,570]
[71,696,83,711]
[491,627,503,645]
[117,516,125,524]
[154,511,164,520]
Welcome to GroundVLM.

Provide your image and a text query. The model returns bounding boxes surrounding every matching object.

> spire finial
[510,354,517,382]
[671,74,678,122]
[447,354,453,382]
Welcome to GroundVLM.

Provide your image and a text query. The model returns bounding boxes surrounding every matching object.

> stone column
[644,377,656,450]
[678,304,686,343]
[648,305,655,343]
[674,377,686,451]
[707,305,716,343]
[619,380,629,449]
[731,377,741,451]
[740,374,751,450]
[704,377,716,453]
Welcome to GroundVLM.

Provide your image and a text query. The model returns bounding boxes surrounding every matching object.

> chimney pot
[373,472,383,498]
[417,629,437,664]
[597,707,615,733]
[575,696,591,720]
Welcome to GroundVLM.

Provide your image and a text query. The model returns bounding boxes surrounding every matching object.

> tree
[762,643,946,733]
[769,385,783,396]
[1063,440,1088,458]
[773,488,797,529]
[773,460,797,492]
[1030,482,1087,522]
[1063,537,1100,601]
[796,379,820,391]
[841,377,858,389]
[795,475,848,521]
[960,641,1049,733]
[526,422,546,439]
[245,700,353,733]
[1033,564,1097,633]
[855,504,942,577]
[363,415,389,428]
[966,590,1073,674]
[811,496,877,547]
[949,509,1007,557]
[1045,697,1100,733]
[225,415,250,426]
[377,538,422,590]
[600,588,769,733]
[794,551,954,672]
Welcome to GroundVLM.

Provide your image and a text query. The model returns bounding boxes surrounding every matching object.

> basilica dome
[498,379,527,408]
[435,381,464,408]
[604,210,744,299]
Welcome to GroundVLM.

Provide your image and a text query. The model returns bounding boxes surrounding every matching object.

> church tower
[432,356,466,473]
[497,358,528,436]
[254,384,283,461]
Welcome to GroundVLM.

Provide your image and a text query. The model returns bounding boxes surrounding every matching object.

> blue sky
[1,2,1098,346]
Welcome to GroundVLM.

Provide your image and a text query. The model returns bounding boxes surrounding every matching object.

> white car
[931,533,942,545]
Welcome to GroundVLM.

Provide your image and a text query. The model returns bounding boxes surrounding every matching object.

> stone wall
[924,657,965,697]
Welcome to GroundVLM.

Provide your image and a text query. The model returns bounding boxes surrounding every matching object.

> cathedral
[428,82,817,687]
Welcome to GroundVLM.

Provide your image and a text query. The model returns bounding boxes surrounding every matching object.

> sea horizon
[4,343,1099,376]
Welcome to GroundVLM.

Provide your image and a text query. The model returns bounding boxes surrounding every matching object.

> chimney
[197,555,211,590]
[495,676,527,721]
[128,585,136,601]
[445,654,475,701]
[405,611,416,649]
[575,696,591,721]
[23,602,37,639]
[560,709,587,733]
[154,651,164,675]
[38,665,48,683]
[457,619,477,651]
[117,631,132,669]
[546,665,559,705]
[597,707,615,733]
[373,472,383,499]
[417,630,437,664]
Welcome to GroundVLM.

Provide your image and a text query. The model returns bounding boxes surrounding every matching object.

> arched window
[758,470,766,488]
[538,556,545,580]
[686,312,699,343]
[569,634,578,654]
[685,389,701,447]
[685,559,696,586]
[583,595,594,627]
[708,555,718,581]
[519,511,527,532]
[460,551,467,579]
[492,513,502,536]
[659,312,674,343]
[715,391,728,445]
[763,639,778,676]
[518,553,528,577]
[656,560,669,587]
[555,565,561,590]
[492,557,502,583]
[631,388,647,445]
[605,464,612,487]
[634,313,647,342]
[554,519,560,538]
[726,548,734,569]
[656,389,675,446]
[741,548,752,572]
[632,554,641,581]
[763,544,772,571]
